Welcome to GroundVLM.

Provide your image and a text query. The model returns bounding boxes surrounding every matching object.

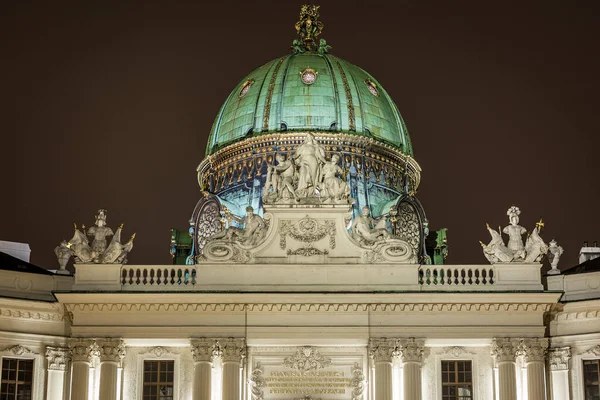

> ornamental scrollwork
[549,347,571,371]
[249,363,265,400]
[350,363,366,400]
[1,344,36,356]
[287,247,329,257]
[280,216,336,250]
[283,346,331,374]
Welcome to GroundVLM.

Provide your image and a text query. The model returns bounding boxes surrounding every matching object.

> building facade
[2,6,599,400]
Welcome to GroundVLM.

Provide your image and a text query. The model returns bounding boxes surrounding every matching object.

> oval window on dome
[239,79,254,97]
[365,78,379,97]
[300,68,318,85]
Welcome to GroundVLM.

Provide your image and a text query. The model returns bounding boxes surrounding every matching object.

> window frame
[433,349,479,400]
[0,357,35,400]
[440,360,474,400]
[136,350,180,400]
[583,359,600,399]
[142,360,175,400]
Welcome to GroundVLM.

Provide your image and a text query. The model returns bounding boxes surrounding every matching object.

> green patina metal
[205,52,413,157]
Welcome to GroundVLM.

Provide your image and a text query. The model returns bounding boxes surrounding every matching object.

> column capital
[398,338,425,364]
[548,346,571,371]
[368,338,400,363]
[68,338,100,363]
[517,338,549,363]
[97,338,126,364]
[490,338,518,363]
[191,338,222,363]
[45,346,70,371]
[218,338,246,364]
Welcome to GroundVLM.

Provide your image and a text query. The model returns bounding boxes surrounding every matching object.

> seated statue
[211,206,267,247]
[351,206,390,244]
[319,154,350,203]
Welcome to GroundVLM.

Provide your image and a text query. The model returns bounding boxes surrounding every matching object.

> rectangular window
[143,360,174,400]
[1,358,34,400]
[584,360,600,400]
[441,360,473,400]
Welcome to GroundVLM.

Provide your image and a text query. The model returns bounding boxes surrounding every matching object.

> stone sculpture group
[481,206,562,266]
[262,133,350,205]
[54,209,135,272]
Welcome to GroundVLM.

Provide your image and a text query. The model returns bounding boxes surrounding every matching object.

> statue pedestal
[73,263,123,291]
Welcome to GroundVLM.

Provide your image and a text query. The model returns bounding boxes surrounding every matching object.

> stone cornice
[45,346,70,370]
[0,305,65,322]
[62,302,553,313]
[552,308,600,321]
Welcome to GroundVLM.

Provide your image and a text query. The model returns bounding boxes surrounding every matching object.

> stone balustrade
[70,262,543,292]
[419,265,495,287]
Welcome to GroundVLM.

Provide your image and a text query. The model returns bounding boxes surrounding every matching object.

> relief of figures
[262,133,351,205]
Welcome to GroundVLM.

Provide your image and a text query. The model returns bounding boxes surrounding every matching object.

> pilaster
[219,338,246,400]
[191,339,222,400]
[368,338,400,400]
[97,338,125,400]
[517,338,548,400]
[398,338,424,400]
[68,338,99,400]
[549,347,571,400]
[46,346,70,400]
[491,338,518,400]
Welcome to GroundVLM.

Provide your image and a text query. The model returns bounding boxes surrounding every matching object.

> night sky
[1,1,599,271]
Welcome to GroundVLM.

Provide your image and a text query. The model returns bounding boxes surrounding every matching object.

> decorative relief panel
[279,216,336,257]
[248,346,365,400]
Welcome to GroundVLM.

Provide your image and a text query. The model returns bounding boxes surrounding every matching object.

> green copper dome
[205,52,413,156]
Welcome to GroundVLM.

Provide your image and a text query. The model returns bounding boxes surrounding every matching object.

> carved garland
[279,216,336,251]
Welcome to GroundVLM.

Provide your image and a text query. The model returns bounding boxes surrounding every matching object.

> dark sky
[1,0,599,270]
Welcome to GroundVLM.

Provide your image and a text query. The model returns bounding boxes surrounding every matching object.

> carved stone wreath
[283,346,331,374]
[279,216,336,250]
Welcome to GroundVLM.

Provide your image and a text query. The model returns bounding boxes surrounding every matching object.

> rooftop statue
[481,206,549,264]
[56,209,136,266]
[547,239,564,274]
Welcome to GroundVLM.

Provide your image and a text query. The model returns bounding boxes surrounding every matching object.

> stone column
[46,346,70,400]
[518,338,549,400]
[191,339,220,400]
[399,338,425,400]
[548,347,571,400]
[491,338,518,400]
[68,338,99,400]
[220,339,246,400]
[97,339,125,400]
[368,338,398,400]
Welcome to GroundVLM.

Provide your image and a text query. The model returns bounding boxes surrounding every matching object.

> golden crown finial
[294,4,324,50]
